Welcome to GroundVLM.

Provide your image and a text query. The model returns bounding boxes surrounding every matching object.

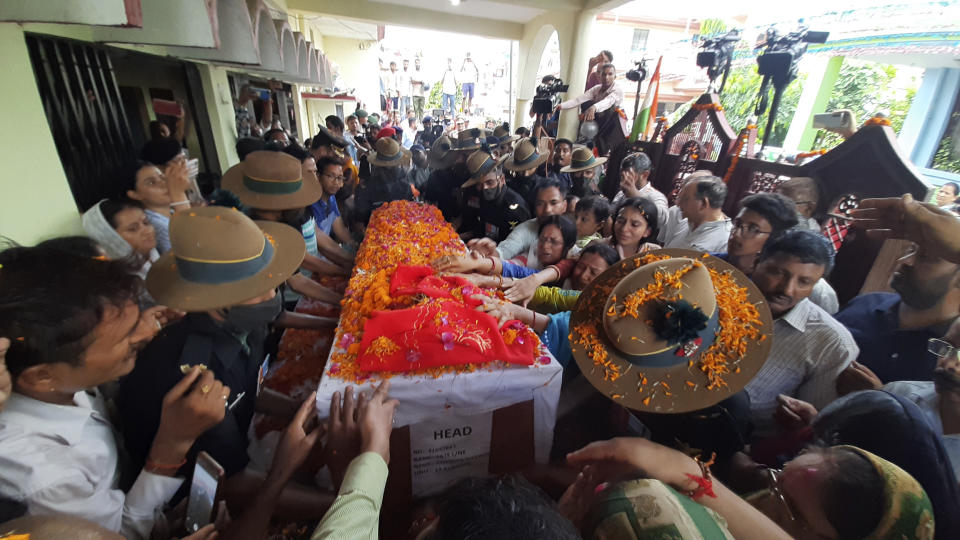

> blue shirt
[309,195,340,236]
[834,292,941,383]
[501,261,538,279]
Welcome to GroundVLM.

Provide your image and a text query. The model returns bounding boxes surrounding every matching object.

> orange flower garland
[327,201,543,383]
[692,103,724,112]
[723,124,757,184]
[862,116,891,127]
[796,148,828,160]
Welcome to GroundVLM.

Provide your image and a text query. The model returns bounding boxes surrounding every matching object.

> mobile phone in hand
[184,452,224,533]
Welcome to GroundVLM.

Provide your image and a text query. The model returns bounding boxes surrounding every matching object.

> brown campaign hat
[492,124,519,145]
[222,150,324,211]
[428,135,458,168]
[461,149,508,189]
[146,207,306,312]
[561,146,608,173]
[569,249,773,413]
[368,136,411,167]
[503,137,549,172]
[312,125,347,148]
[456,128,490,151]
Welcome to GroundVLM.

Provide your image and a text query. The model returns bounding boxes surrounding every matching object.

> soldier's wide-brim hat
[428,136,458,168]
[222,151,324,211]
[456,128,491,151]
[147,207,305,312]
[561,147,608,173]
[369,136,411,167]
[461,150,509,189]
[503,137,549,172]
[570,249,773,413]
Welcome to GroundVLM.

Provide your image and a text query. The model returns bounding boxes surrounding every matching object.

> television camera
[753,24,829,151]
[696,30,740,94]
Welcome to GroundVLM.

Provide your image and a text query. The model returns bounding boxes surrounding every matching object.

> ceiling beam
[501,0,585,12]
[584,0,632,12]
[288,0,524,41]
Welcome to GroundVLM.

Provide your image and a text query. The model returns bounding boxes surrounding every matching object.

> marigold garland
[862,116,891,127]
[796,148,828,160]
[722,124,757,184]
[692,103,724,112]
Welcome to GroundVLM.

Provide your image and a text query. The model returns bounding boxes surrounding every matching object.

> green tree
[699,18,728,38]
[712,64,806,147]
[426,80,463,116]
[815,61,915,149]
[932,134,960,174]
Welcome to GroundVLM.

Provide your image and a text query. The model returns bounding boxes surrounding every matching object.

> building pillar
[899,67,960,168]
[195,63,240,171]
[557,9,598,141]
[0,23,79,244]
[783,55,843,152]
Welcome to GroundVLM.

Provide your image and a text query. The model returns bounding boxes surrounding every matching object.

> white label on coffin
[409,410,494,496]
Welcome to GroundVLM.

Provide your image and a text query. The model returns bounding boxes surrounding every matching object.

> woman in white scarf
[81,199,160,290]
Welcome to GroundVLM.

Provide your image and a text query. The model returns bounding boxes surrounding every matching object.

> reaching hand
[619,169,641,198]
[773,394,818,431]
[567,437,700,491]
[503,275,538,306]
[472,294,525,326]
[133,305,185,342]
[584,106,596,122]
[466,238,498,257]
[358,380,398,465]
[270,392,324,483]
[835,361,883,396]
[433,253,487,274]
[325,386,363,490]
[152,368,229,462]
[179,524,218,540]
[0,338,11,412]
[557,465,603,530]
[852,194,960,264]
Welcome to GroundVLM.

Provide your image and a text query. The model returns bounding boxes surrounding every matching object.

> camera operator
[414,115,443,149]
[529,75,563,139]
[555,63,627,154]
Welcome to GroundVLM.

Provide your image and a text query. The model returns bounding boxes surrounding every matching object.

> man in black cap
[309,125,348,162]
[415,116,442,149]
[460,149,531,243]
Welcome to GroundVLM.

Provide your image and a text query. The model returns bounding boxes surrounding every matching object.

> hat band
[243,174,302,195]
[515,149,542,166]
[472,155,497,178]
[377,150,403,162]
[175,237,275,284]
[572,155,597,169]
[616,308,719,368]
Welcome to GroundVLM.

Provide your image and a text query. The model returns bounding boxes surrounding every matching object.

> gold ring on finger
[201,384,211,394]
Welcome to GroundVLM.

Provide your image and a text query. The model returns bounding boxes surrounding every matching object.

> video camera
[696,29,740,93]
[625,60,648,83]
[755,26,829,87]
[532,76,569,114]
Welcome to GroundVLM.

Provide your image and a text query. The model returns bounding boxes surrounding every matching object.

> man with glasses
[835,241,960,383]
[717,192,840,315]
[881,320,960,477]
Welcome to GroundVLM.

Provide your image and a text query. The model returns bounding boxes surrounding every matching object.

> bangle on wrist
[680,453,717,499]
[171,200,191,207]
[485,256,495,275]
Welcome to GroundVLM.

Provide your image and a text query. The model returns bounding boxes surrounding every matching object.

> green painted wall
[0,23,81,245]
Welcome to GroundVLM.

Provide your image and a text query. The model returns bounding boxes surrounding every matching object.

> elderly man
[660,175,732,253]
[744,231,858,437]
[613,152,668,230]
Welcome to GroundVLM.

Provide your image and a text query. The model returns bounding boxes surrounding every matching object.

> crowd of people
[1,50,959,540]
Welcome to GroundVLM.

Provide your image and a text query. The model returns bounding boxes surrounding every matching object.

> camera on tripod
[696,29,740,93]
[532,76,569,114]
[755,26,828,87]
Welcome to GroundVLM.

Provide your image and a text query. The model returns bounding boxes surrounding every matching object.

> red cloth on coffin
[357,299,536,372]
[357,264,538,372]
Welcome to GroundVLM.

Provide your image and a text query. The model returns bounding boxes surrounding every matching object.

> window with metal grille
[631,29,650,52]
[25,34,137,212]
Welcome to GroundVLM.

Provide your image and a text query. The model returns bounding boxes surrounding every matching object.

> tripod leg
[760,84,784,154]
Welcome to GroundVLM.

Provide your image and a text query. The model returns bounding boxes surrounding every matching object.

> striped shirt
[745,298,858,437]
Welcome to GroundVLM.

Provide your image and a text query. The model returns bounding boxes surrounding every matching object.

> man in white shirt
[556,63,627,153]
[660,175,732,253]
[441,58,458,120]
[410,58,427,121]
[613,151,668,230]
[467,177,568,268]
[460,53,479,115]
[744,231,858,437]
[386,61,400,112]
[0,246,227,539]
[398,59,411,116]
